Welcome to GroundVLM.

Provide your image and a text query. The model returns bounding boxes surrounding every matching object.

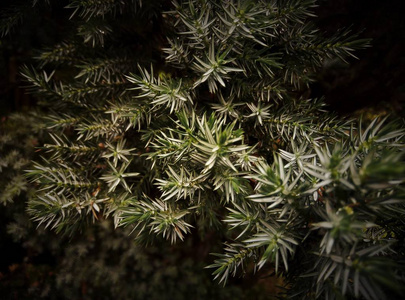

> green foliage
[0,109,265,300]
[0,113,44,206]
[2,0,404,299]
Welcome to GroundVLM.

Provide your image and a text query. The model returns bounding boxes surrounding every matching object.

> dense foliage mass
[1,113,267,299]
[1,0,404,299]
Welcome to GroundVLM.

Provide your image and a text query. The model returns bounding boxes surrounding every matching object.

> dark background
[313,0,405,115]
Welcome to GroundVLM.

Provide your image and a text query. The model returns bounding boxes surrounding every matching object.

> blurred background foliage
[0,0,403,299]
